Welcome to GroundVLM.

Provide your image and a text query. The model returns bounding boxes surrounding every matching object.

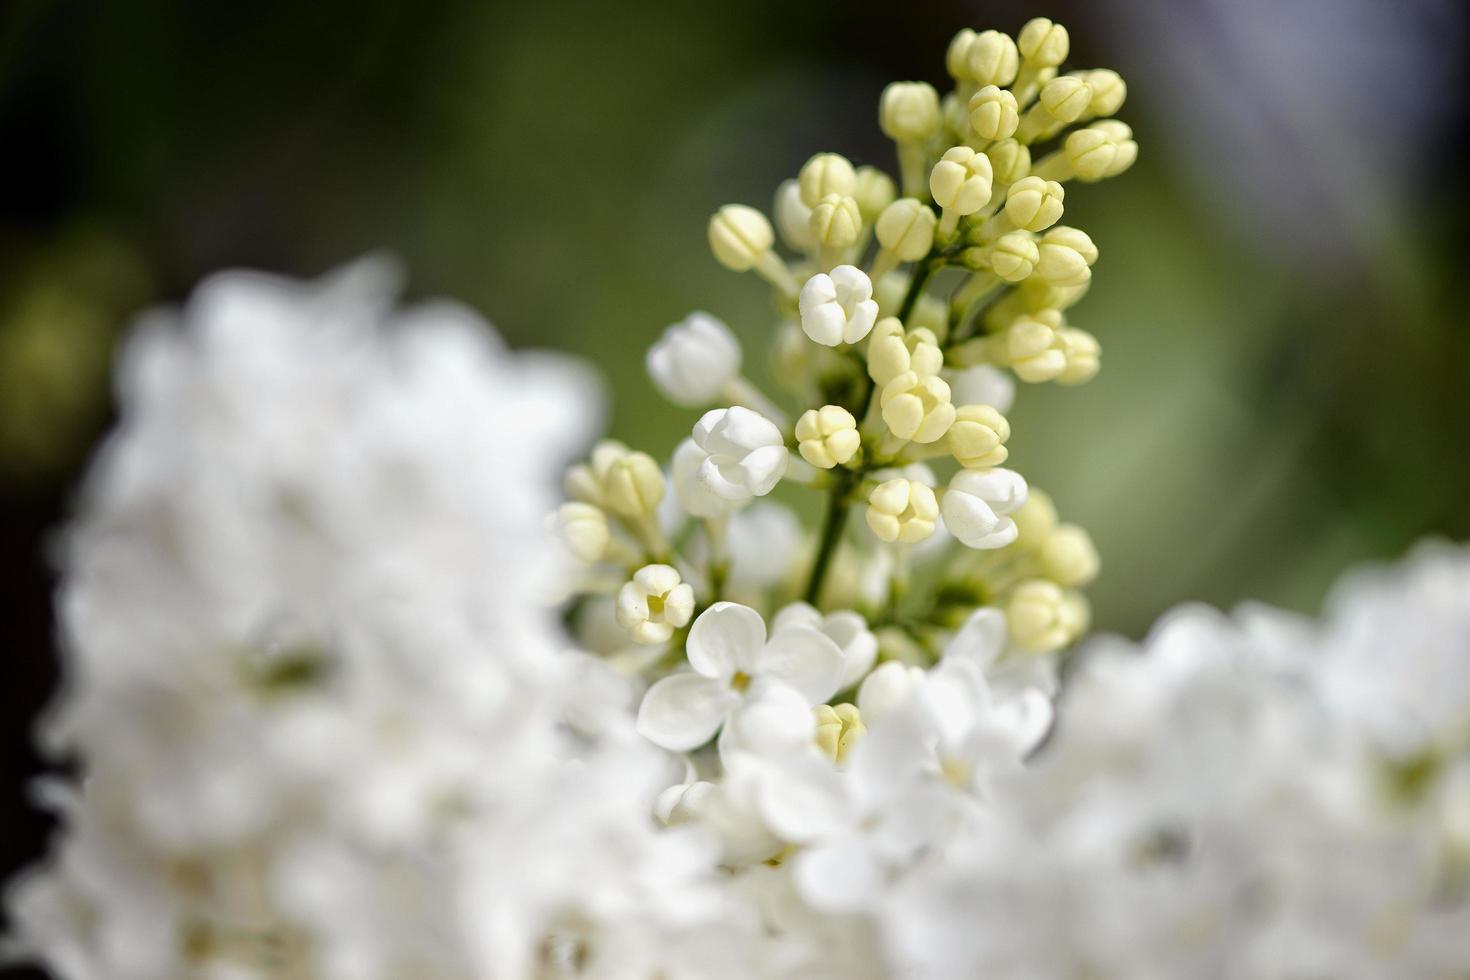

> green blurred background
[1,0,1466,948]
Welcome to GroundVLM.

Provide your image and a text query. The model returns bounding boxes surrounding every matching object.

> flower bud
[616,564,695,645]
[1056,326,1100,384]
[774,179,815,251]
[1006,579,1086,653]
[985,139,1032,188]
[1005,311,1067,382]
[875,198,937,262]
[814,703,865,764]
[945,29,978,82]
[809,193,862,249]
[941,467,1027,549]
[603,451,665,518]
[1042,226,1097,265]
[1084,69,1127,116]
[553,502,609,563]
[1063,126,1122,182]
[647,311,742,407]
[967,30,1020,88]
[880,371,955,443]
[1034,239,1093,288]
[1091,119,1139,178]
[1004,176,1066,233]
[676,407,788,515]
[865,478,939,543]
[967,86,1020,142]
[854,167,897,223]
[946,404,1011,468]
[798,152,857,208]
[1037,75,1093,124]
[1011,487,1058,545]
[708,204,775,271]
[987,232,1040,282]
[948,364,1015,413]
[879,81,942,143]
[796,405,861,469]
[1038,523,1099,586]
[1018,18,1069,68]
[799,266,879,346]
[867,317,942,387]
[930,146,993,215]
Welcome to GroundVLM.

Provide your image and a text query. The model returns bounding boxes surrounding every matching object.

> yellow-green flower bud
[809,193,863,250]
[875,199,937,263]
[967,30,1020,88]
[1034,235,1093,287]
[1005,311,1067,382]
[1084,69,1127,117]
[945,28,979,82]
[866,478,939,543]
[854,166,897,224]
[1018,17,1069,68]
[603,450,665,518]
[1004,176,1066,233]
[796,404,861,469]
[1091,120,1138,178]
[880,371,955,443]
[1011,487,1058,545]
[1062,126,1122,182]
[930,146,993,215]
[708,204,774,272]
[1038,75,1093,124]
[987,232,1040,282]
[1042,226,1097,265]
[967,85,1020,142]
[799,152,858,208]
[985,139,1032,188]
[947,404,1011,468]
[1038,523,1099,587]
[880,81,943,143]
[1056,326,1100,385]
[814,703,865,763]
[553,502,610,563]
[1007,579,1086,653]
[867,317,942,387]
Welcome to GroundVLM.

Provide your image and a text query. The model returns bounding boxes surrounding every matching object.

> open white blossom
[636,602,844,752]
[672,406,787,518]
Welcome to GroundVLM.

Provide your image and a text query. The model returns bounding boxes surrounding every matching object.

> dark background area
[1,1,1466,973]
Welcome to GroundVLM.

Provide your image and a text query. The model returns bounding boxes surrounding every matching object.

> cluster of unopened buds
[552,15,1127,849]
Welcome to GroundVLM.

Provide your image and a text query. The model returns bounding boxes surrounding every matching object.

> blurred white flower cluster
[8,16,1470,980]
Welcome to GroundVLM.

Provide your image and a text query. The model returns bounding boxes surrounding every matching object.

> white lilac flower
[636,602,844,752]
[4,260,732,980]
[646,311,742,408]
[798,266,879,346]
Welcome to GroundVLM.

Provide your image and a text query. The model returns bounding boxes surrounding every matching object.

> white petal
[687,601,766,678]
[792,835,886,912]
[754,626,844,704]
[990,687,1054,756]
[740,445,788,496]
[636,673,737,751]
[717,682,815,759]
[771,601,822,635]
[751,755,849,843]
[942,607,1007,670]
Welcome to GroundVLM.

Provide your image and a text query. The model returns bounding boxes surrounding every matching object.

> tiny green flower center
[731,671,752,692]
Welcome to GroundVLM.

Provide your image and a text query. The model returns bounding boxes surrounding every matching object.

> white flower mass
[8,16,1470,980]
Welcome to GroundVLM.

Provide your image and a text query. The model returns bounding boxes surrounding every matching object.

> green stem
[803,471,856,606]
